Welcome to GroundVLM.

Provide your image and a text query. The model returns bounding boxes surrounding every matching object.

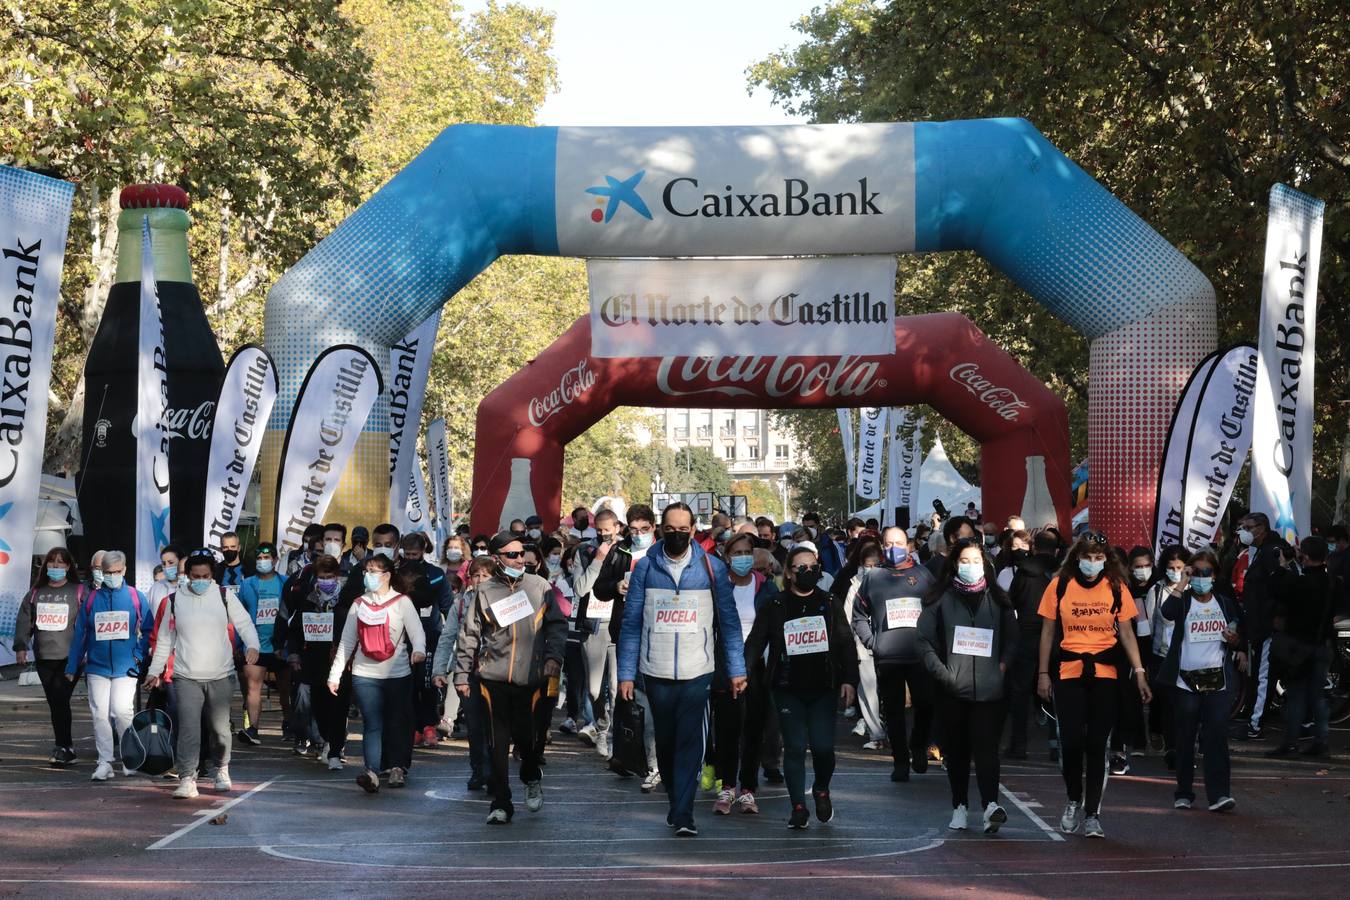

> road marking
[147,777,279,851]
[999,783,1065,842]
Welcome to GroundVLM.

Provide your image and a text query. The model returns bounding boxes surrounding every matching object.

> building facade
[638,408,800,482]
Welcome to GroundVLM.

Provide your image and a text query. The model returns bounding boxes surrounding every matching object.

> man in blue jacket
[618,502,746,837]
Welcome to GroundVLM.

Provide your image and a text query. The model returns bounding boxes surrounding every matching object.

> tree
[730,478,782,519]
[751,0,1348,523]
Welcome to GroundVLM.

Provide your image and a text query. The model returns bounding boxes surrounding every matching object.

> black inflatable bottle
[77,184,224,559]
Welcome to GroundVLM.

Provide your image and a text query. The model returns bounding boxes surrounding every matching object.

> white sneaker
[577,723,598,747]
[485,808,509,825]
[319,742,330,761]
[862,740,885,751]
[172,777,199,799]
[327,756,343,771]
[842,705,858,718]
[525,780,543,812]
[595,734,610,759]
[1174,797,1193,809]
[1059,801,1081,833]
[948,805,968,830]
[213,767,232,792]
[851,720,866,737]
[91,762,114,782]
[983,802,1008,834]
[1083,815,1105,838]
[1208,796,1235,812]
[641,770,662,793]
[121,764,136,777]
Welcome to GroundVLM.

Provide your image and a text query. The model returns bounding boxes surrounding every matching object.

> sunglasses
[498,550,526,559]
[1083,531,1109,545]
[1191,568,1215,577]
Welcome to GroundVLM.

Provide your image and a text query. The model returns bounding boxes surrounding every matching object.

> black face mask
[753,537,772,551]
[575,519,590,532]
[663,530,691,556]
[793,566,822,592]
[223,550,239,564]
[523,562,539,575]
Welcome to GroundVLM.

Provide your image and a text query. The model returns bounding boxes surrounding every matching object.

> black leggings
[1053,677,1117,815]
[37,658,78,748]
[940,697,1005,810]
[311,671,351,758]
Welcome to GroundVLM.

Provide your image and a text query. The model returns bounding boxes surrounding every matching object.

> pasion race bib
[1187,604,1226,644]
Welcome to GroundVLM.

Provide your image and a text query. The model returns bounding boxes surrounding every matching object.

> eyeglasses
[498,550,526,559]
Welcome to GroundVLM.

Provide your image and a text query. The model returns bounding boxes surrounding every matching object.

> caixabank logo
[0,501,13,566]
[584,170,885,224]
[585,170,653,223]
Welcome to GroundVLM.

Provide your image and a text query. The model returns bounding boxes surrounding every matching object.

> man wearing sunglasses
[617,502,746,837]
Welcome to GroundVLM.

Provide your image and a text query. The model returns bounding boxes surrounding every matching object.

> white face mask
[1237,528,1254,546]
[1132,567,1152,582]
[372,546,395,559]
[323,540,342,558]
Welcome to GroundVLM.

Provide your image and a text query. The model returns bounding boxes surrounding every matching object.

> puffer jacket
[915,586,1018,702]
[453,572,566,687]
[617,540,746,683]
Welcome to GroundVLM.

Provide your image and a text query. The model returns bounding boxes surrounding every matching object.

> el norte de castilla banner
[203,345,278,553]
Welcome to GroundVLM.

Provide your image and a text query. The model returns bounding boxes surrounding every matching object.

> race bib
[491,590,533,628]
[952,625,994,658]
[302,612,334,642]
[588,598,614,621]
[36,602,70,631]
[94,610,130,642]
[784,615,829,656]
[356,604,389,626]
[255,596,279,626]
[652,592,698,635]
[885,597,921,629]
[1187,605,1226,643]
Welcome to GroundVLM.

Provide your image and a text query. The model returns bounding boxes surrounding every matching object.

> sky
[464,0,815,126]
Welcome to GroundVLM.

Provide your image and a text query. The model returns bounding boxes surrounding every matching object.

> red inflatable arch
[470,312,1071,534]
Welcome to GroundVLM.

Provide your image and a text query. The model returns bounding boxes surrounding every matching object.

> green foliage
[751,0,1349,522]
[730,478,783,520]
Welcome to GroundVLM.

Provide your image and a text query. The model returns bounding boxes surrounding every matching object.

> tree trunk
[1335,409,1350,526]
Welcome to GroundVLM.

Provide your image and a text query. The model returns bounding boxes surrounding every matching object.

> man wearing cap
[341,526,370,575]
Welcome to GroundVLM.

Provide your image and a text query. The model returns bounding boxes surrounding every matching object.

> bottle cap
[119,184,190,210]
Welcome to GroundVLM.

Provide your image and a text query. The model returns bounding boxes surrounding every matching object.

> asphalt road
[1,672,1347,898]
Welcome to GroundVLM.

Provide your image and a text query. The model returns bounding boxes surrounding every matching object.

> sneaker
[1208,796,1236,812]
[53,746,77,767]
[891,767,910,783]
[305,742,322,759]
[641,770,662,793]
[1174,797,1193,809]
[983,802,1007,834]
[121,764,136,777]
[319,741,330,760]
[813,788,834,823]
[863,739,887,751]
[214,767,232,791]
[559,717,577,735]
[1130,748,1146,758]
[421,726,439,747]
[1243,725,1263,740]
[1059,801,1081,833]
[595,734,610,759]
[467,775,486,791]
[292,739,309,756]
[48,747,62,766]
[239,726,261,746]
[675,823,699,837]
[486,808,510,825]
[525,780,543,812]
[699,764,716,791]
[388,767,406,788]
[788,804,810,830]
[357,770,380,794]
[948,804,968,831]
[1302,742,1330,757]
[436,717,453,737]
[1083,815,1105,838]
[412,730,424,748]
[735,789,759,814]
[714,788,735,815]
[328,756,343,771]
[852,720,866,737]
[577,723,598,747]
[172,777,199,799]
[90,762,114,782]
[763,767,784,784]
[666,812,675,828]
[1110,752,1129,775]
[843,705,858,719]
[1265,744,1298,758]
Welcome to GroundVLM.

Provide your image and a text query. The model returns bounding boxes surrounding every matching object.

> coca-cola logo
[656,355,883,399]
[948,363,1028,421]
[528,361,596,427]
[164,401,215,440]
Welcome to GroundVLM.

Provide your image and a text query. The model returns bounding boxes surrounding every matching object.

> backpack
[356,594,404,662]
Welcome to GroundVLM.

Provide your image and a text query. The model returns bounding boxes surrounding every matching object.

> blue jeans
[646,673,712,828]
[1172,685,1232,804]
[1283,653,1331,745]
[352,674,413,774]
[773,689,837,807]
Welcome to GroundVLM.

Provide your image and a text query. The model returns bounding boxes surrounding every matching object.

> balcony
[673,427,689,440]
[719,426,737,440]
[695,425,712,439]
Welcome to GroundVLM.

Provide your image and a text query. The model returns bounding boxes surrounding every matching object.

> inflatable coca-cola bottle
[77,185,224,558]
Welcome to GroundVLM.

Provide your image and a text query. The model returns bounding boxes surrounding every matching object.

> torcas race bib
[784,615,829,656]
[302,612,334,642]
[36,602,70,631]
[555,125,917,258]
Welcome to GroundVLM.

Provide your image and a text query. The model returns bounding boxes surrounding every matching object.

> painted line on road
[147,777,280,851]
[999,783,1065,842]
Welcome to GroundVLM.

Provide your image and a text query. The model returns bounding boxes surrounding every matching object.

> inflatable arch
[261,119,1216,546]
[470,313,1072,534]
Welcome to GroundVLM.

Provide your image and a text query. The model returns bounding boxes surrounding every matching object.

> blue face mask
[501,565,525,579]
[1078,559,1105,579]
[103,573,125,590]
[256,558,274,574]
[729,555,754,576]
[956,562,984,585]
[189,578,212,595]
[1190,576,1214,595]
[631,532,653,550]
[92,570,105,587]
[163,565,178,581]
[363,572,384,592]
[885,546,909,566]
[46,567,68,582]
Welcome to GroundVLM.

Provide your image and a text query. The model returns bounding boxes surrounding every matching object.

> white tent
[855,437,980,521]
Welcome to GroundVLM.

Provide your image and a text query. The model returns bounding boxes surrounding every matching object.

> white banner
[556,124,917,257]
[892,411,921,528]
[0,166,74,651]
[404,464,435,547]
[908,416,925,529]
[388,311,440,523]
[855,406,887,500]
[426,418,452,551]
[1152,349,1222,554]
[836,408,856,489]
[135,218,172,591]
[274,345,382,556]
[588,256,897,358]
[203,346,278,553]
[883,409,907,526]
[1251,184,1324,544]
[1181,344,1259,551]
